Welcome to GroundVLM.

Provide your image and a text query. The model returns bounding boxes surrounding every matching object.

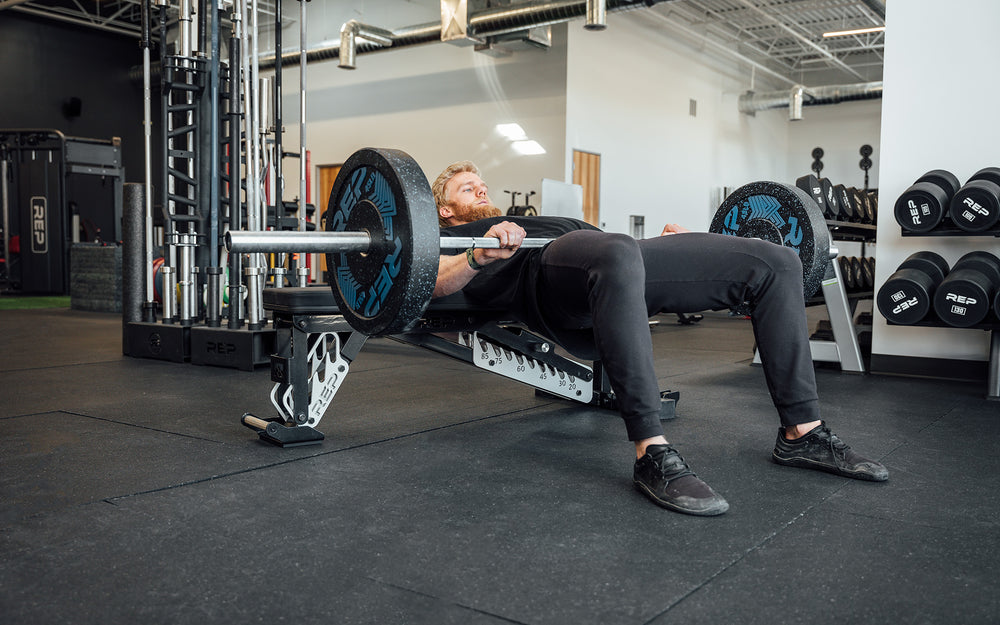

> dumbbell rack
[894,225,1000,399]
[811,219,877,373]
[886,318,1000,400]
[901,225,1000,238]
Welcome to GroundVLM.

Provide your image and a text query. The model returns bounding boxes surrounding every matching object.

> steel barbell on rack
[226,147,834,337]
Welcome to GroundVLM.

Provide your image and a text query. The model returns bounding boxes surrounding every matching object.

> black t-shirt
[440,215,601,355]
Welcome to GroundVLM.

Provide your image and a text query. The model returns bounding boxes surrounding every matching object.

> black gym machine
[123,0,317,369]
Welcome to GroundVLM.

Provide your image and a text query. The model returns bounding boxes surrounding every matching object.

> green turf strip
[0,296,72,310]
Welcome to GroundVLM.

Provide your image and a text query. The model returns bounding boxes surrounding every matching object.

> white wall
[872,0,1000,364]
[787,98,881,190]
[279,6,885,236]
[272,22,568,212]
[565,14,790,234]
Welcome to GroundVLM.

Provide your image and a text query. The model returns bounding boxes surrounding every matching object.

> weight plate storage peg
[933,251,1000,327]
[325,147,441,336]
[709,181,832,299]
[877,251,950,325]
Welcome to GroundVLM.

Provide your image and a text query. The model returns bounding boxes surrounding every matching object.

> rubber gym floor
[1,305,998,625]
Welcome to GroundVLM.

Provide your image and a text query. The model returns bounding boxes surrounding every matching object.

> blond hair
[432,161,480,226]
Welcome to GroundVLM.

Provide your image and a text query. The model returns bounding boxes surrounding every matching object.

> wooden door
[317,164,342,274]
[572,150,601,227]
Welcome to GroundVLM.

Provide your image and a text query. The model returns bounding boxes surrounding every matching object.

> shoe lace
[822,427,851,468]
[654,449,695,481]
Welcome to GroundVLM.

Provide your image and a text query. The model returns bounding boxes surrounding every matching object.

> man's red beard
[447,201,503,223]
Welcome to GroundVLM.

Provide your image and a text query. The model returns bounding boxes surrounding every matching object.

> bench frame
[242,287,676,446]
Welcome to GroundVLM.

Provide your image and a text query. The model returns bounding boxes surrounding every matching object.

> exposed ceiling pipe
[859,0,886,20]
[339,20,399,70]
[585,0,607,30]
[259,0,673,70]
[0,0,32,9]
[788,85,805,121]
[738,81,883,118]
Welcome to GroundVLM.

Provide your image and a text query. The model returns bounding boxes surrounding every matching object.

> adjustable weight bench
[241,286,678,447]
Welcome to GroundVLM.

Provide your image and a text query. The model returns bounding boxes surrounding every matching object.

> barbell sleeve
[226,230,374,253]
[225,230,552,253]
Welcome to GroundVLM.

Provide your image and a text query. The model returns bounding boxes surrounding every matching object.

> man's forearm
[433,221,525,298]
[433,251,483,298]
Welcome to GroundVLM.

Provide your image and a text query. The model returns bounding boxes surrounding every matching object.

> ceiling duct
[738,81,883,120]
[859,0,886,20]
[259,0,672,70]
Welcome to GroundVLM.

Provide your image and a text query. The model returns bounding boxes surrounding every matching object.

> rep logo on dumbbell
[877,251,950,325]
[879,250,1000,327]
[933,251,1000,326]
[951,167,1000,232]
[894,168,1000,233]
[893,170,961,233]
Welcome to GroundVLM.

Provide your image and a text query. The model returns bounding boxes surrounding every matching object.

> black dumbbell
[933,251,1000,327]
[850,256,864,289]
[867,190,878,223]
[795,174,828,216]
[838,256,857,290]
[833,184,854,221]
[893,170,962,233]
[854,188,874,223]
[860,256,875,290]
[821,178,837,220]
[877,251,950,325]
[951,167,1000,233]
[847,187,868,223]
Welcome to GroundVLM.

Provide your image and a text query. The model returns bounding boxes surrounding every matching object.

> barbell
[226,231,554,253]
[225,147,832,336]
[225,148,556,335]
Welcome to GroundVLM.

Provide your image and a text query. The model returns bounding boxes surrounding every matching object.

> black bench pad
[262,286,508,317]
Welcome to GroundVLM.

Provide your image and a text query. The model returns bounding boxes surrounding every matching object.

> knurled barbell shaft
[225,230,551,254]
[444,237,551,249]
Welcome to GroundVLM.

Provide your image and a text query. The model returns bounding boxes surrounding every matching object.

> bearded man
[430,160,887,516]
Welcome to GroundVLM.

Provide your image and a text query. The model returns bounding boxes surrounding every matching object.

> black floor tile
[654,509,1000,625]
[1,308,998,625]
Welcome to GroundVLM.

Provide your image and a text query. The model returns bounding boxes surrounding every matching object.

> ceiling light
[822,26,885,38]
[512,140,546,155]
[496,123,527,140]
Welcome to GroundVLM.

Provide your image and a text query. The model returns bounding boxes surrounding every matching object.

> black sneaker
[633,444,729,516]
[772,422,889,482]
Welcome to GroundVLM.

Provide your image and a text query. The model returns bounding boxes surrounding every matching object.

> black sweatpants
[535,230,820,441]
